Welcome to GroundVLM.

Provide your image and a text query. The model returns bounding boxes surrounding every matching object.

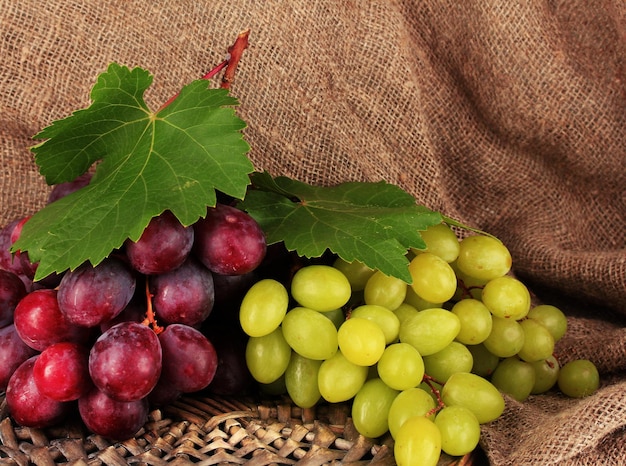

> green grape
[423,341,473,384]
[467,343,500,378]
[290,264,351,311]
[557,359,600,398]
[393,302,420,326]
[456,234,512,281]
[388,388,436,439]
[527,304,568,342]
[281,307,338,360]
[451,298,493,345]
[530,355,560,394]
[377,343,425,390]
[239,279,289,337]
[394,416,441,466]
[351,304,400,344]
[351,378,399,438]
[318,350,369,402]
[332,258,375,291]
[441,372,505,424]
[284,352,323,408]
[245,328,292,384]
[481,276,531,320]
[517,318,555,362]
[337,317,386,366]
[451,263,487,301]
[434,405,481,457]
[322,308,345,330]
[483,316,525,358]
[412,223,461,263]
[399,308,461,356]
[408,253,457,303]
[404,285,442,310]
[419,380,443,406]
[363,270,407,310]
[490,357,536,402]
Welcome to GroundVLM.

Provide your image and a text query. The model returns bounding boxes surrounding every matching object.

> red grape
[33,342,91,401]
[0,324,38,390]
[0,269,27,328]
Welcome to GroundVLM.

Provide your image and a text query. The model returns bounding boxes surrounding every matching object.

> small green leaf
[14,63,253,280]
[241,171,443,283]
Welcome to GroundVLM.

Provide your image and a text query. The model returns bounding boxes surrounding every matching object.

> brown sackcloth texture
[1,1,624,465]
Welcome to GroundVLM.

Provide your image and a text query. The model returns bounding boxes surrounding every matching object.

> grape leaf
[13,63,253,280]
[242,171,443,283]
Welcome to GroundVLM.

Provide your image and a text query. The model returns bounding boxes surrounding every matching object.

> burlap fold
[1,1,625,464]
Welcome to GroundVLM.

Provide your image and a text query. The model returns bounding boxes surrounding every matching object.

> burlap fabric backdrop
[1,1,625,464]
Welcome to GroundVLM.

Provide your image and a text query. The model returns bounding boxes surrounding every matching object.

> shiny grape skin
[193,203,267,276]
[57,257,136,327]
[125,210,194,275]
[159,323,218,393]
[89,322,162,402]
[33,342,91,402]
[0,269,27,328]
[150,257,214,327]
[13,288,89,351]
[0,219,24,277]
[0,324,38,390]
[6,356,71,428]
[78,386,149,441]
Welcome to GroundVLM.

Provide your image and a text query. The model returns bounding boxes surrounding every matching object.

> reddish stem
[422,374,446,417]
[142,279,164,334]
[158,28,250,112]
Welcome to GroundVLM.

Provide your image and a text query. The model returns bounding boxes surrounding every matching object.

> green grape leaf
[242,171,443,283]
[13,63,252,280]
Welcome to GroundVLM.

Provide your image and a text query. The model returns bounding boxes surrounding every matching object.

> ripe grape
[159,323,218,393]
[403,285,442,311]
[442,372,505,424]
[517,318,555,363]
[318,350,368,403]
[57,257,136,327]
[239,278,289,337]
[388,387,436,439]
[557,359,600,398]
[125,210,194,274]
[290,264,351,312]
[47,172,92,204]
[399,308,461,356]
[351,378,399,438]
[78,386,149,441]
[377,342,424,390]
[482,316,525,358]
[150,256,214,327]
[33,342,90,401]
[530,355,560,395]
[413,222,460,263]
[435,405,481,456]
[527,304,568,342]
[423,341,473,383]
[490,357,536,402]
[13,288,88,351]
[282,307,338,360]
[408,252,457,303]
[394,416,441,466]
[6,356,71,428]
[467,343,499,378]
[337,317,386,366]
[350,304,400,344]
[481,276,531,320]
[451,298,492,345]
[332,258,374,291]
[363,270,407,310]
[193,203,266,275]
[285,352,323,408]
[89,322,162,401]
[456,234,512,281]
[0,269,27,328]
[0,324,38,390]
[245,327,292,384]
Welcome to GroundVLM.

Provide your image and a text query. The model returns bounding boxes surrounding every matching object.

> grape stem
[142,279,164,334]
[158,28,250,111]
[422,373,446,417]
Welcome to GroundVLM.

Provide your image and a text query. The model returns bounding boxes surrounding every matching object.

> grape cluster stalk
[0,176,268,440]
[238,223,600,466]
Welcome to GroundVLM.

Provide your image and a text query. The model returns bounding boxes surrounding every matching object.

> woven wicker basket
[0,392,484,465]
